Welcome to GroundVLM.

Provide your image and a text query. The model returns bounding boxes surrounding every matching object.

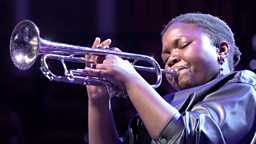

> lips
[165,65,189,90]
[168,65,189,79]
[171,65,188,73]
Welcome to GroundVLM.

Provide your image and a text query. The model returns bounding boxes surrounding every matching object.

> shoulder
[227,70,256,87]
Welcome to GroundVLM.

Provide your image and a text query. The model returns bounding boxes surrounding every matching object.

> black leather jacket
[123,70,256,144]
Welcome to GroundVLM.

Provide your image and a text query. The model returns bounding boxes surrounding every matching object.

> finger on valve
[85,37,103,67]
[95,38,112,63]
[84,37,100,63]
[85,37,113,68]
[92,37,101,48]
[97,38,111,48]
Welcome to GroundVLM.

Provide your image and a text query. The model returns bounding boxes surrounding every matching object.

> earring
[218,54,225,64]
[218,55,224,77]
[218,66,224,77]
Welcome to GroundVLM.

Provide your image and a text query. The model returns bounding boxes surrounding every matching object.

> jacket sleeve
[156,82,256,144]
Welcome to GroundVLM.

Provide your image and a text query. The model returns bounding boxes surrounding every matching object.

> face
[162,23,220,90]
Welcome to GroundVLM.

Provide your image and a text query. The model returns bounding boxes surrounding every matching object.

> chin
[168,80,194,91]
[178,79,196,90]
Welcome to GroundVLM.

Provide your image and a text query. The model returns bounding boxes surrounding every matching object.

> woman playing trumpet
[85,13,256,144]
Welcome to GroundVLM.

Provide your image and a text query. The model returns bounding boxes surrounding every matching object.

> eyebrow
[167,37,183,49]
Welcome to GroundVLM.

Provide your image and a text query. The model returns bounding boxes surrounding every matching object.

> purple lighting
[249,59,256,70]
[96,0,116,34]
[13,0,31,25]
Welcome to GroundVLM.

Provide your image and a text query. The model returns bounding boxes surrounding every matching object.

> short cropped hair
[161,13,241,70]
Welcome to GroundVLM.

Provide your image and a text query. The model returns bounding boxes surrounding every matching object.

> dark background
[0,0,256,144]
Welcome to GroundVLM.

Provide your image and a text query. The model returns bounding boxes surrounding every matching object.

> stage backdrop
[0,0,255,144]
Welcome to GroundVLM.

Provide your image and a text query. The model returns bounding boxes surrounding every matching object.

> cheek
[184,44,217,66]
[182,46,219,81]
[181,47,201,69]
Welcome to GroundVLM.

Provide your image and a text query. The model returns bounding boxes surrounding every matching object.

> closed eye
[179,41,192,49]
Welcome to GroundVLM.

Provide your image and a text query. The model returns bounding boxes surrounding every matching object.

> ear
[217,41,229,57]
[217,41,229,65]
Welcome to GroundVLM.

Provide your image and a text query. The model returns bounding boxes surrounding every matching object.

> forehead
[162,23,205,41]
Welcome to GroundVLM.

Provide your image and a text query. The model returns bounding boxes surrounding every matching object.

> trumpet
[10,20,178,90]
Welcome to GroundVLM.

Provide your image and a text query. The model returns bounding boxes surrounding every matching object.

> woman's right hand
[86,37,112,105]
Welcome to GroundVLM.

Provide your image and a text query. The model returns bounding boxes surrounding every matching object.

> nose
[166,49,180,67]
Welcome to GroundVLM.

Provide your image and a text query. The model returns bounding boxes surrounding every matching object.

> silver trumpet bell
[10,20,178,91]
